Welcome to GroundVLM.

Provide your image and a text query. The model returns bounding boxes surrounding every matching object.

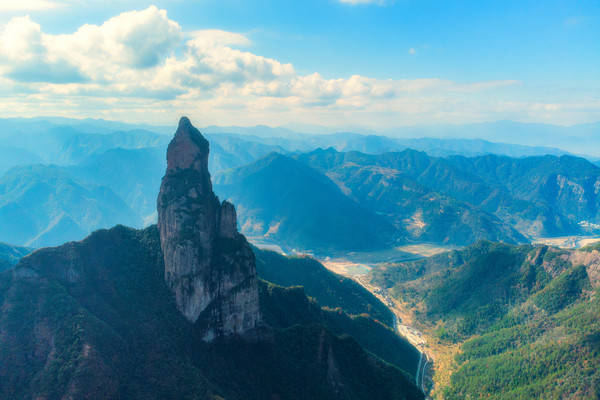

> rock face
[157,117,260,340]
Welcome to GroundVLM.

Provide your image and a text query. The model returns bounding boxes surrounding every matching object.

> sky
[0,0,598,129]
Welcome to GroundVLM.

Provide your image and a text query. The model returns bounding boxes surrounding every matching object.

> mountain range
[1,117,600,251]
[0,165,140,247]
[203,120,600,157]
[203,128,571,159]
[216,147,600,251]
[0,118,424,400]
[1,116,599,399]
[297,148,600,238]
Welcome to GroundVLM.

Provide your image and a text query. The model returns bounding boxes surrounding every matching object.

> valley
[308,237,600,399]
[314,249,446,398]
[259,236,460,395]
[320,257,453,399]
[152,202,600,399]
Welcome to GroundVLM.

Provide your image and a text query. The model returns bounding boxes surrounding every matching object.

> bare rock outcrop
[157,116,260,340]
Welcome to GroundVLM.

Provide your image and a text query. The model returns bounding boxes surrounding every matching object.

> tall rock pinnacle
[157,117,260,340]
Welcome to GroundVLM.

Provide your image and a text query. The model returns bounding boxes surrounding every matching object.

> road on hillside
[317,262,431,395]
[394,314,428,394]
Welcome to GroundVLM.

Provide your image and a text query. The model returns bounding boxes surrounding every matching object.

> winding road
[414,351,429,393]
[319,261,431,395]
[393,309,428,393]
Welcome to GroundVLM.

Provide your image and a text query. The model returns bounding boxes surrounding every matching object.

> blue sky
[0,0,598,129]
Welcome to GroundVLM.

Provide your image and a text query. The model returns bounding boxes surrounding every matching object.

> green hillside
[254,247,394,325]
[0,225,423,399]
[253,247,422,373]
[370,241,600,399]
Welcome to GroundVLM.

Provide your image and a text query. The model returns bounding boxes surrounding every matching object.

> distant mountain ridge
[1,117,599,250]
[380,120,600,156]
[202,129,572,159]
[2,116,597,157]
[0,165,140,247]
[297,148,600,238]
[202,120,599,158]
[215,152,398,252]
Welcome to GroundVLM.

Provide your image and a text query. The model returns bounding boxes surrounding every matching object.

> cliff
[157,117,260,340]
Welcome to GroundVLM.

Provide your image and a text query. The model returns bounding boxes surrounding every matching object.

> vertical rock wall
[157,117,260,340]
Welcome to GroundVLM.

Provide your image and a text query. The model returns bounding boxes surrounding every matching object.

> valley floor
[254,237,600,399]
[314,250,452,398]
[350,273,458,399]
[533,234,600,249]
[253,241,463,397]
[313,244,479,399]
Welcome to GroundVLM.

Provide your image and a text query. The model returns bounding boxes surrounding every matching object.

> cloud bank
[0,6,597,128]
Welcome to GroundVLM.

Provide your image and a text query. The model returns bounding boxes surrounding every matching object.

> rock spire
[157,116,260,340]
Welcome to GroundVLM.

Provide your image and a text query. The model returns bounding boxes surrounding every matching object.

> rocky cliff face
[157,116,260,340]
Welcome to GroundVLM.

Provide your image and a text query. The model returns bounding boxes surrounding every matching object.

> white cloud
[0,7,596,128]
[187,29,251,48]
[0,16,86,83]
[55,6,182,71]
[409,48,416,55]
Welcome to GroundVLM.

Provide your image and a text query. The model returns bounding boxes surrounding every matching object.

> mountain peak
[178,116,192,128]
[166,116,209,172]
[157,117,261,340]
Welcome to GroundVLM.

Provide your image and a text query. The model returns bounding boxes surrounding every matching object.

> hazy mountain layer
[0,165,140,247]
[298,148,600,238]
[0,146,42,175]
[200,129,574,161]
[215,153,398,252]
[2,118,598,250]
[68,147,166,219]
